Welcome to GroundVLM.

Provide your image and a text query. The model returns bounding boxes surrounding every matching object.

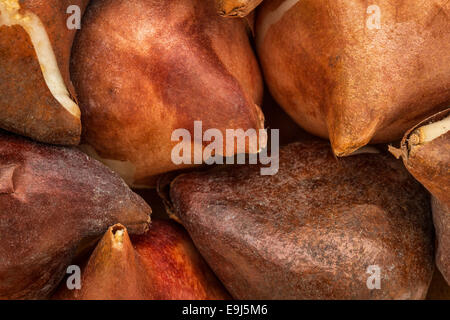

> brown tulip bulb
[170,139,434,299]
[54,220,230,300]
[0,131,151,299]
[71,0,264,188]
[0,0,88,145]
[391,108,450,285]
[256,0,450,156]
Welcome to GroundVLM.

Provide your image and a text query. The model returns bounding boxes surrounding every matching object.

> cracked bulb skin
[393,108,450,285]
[216,0,264,17]
[0,131,151,299]
[170,139,434,300]
[256,0,450,156]
[54,221,230,300]
[71,0,264,188]
[0,0,88,145]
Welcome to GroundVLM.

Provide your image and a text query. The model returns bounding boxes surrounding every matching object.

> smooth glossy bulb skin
[256,0,450,156]
[72,0,264,188]
[54,221,231,300]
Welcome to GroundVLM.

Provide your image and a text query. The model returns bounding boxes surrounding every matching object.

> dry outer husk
[391,108,450,284]
[256,0,450,156]
[215,0,264,17]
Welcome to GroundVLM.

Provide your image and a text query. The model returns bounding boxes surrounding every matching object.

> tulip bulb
[54,221,231,300]
[170,139,434,299]
[0,0,87,145]
[72,0,264,188]
[256,0,450,156]
[391,108,450,285]
[0,131,151,299]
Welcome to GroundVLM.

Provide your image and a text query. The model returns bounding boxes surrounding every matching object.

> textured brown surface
[72,0,264,187]
[397,109,450,284]
[54,220,230,300]
[0,0,86,145]
[170,140,434,299]
[0,131,151,299]
[216,0,264,17]
[256,0,450,156]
